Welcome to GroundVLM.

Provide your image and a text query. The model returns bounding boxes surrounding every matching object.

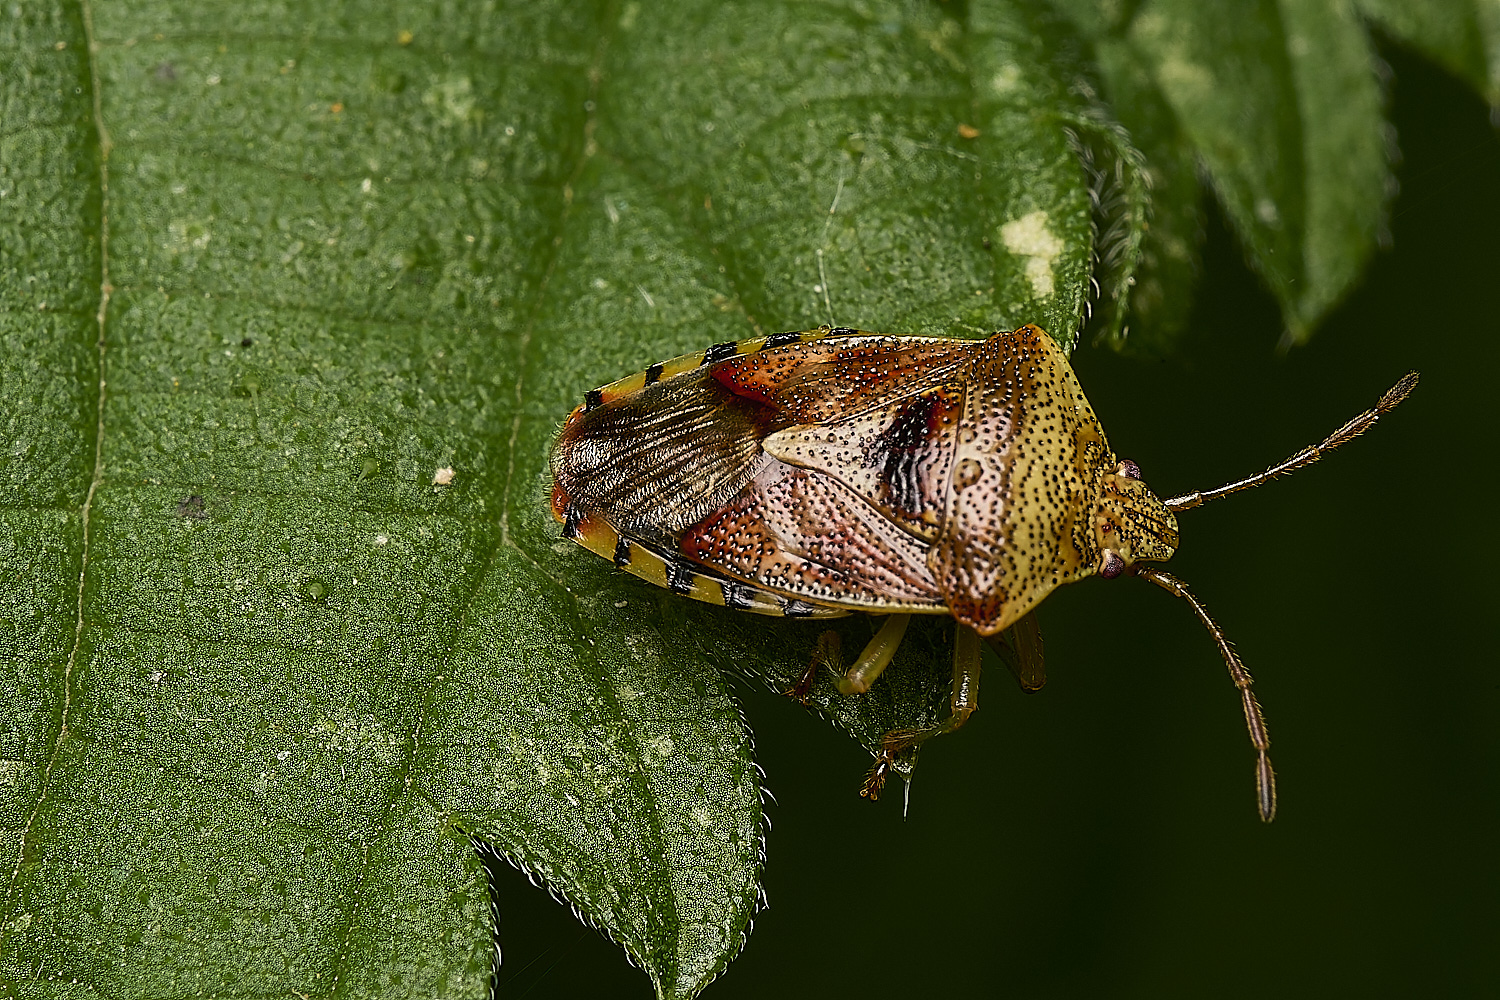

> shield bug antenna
[1159,373,1420,513]
[1127,372,1420,822]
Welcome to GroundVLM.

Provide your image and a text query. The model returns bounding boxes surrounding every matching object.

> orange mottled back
[550,324,1178,628]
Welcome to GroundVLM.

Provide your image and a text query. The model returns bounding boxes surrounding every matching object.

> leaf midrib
[491,14,694,999]
[5,0,112,907]
[2,7,689,997]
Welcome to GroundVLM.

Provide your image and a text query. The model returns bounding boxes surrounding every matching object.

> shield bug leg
[836,614,912,695]
[984,611,1046,692]
[1164,372,1418,513]
[861,758,896,800]
[786,630,841,704]
[861,624,984,800]
[1134,565,1276,823]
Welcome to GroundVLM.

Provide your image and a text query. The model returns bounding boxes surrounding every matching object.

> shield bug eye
[1100,549,1126,579]
[1117,459,1142,480]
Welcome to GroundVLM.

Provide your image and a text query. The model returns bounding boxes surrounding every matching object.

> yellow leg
[837,614,911,694]
[861,624,983,799]
[984,611,1046,692]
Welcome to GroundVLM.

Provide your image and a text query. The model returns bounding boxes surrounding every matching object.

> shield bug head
[1091,460,1178,577]
[550,324,1417,822]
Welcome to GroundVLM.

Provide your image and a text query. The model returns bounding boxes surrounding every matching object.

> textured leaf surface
[7,1,1494,995]
[0,1,1109,996]
[1053,0,1500,348]
[1127,0,1387,343]
[1357,0,1500,103]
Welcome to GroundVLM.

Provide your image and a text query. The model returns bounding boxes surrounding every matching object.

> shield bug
[550,324,1417,821]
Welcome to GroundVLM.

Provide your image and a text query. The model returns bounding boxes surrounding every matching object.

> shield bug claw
[551,325,1416,821]
[860,756,896,800]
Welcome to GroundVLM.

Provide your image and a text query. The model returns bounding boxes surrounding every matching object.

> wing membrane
[680,459,945,612]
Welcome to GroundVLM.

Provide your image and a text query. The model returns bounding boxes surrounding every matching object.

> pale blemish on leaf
[0,758,31,791]
[1155,56,1214,99]
[423,76,476,124]
[1000,210,1064,299]
[316,708,403,759]
[166,218,212,253]
[646,734,676,763]
[991,63,1022,94]
[432,466,455,485]
[917,19,965,72]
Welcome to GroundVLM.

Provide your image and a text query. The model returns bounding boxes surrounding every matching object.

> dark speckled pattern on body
[550,325,1180,634]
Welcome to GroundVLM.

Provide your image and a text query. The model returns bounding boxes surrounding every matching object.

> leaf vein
[5,0,114,907]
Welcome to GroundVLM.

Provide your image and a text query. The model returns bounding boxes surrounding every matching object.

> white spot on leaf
[166,218,213,254]
[647,734,675,763]
[423,76,476,124]
[1000,211,1064,299]
[991,64,1022,94]
[1156,57,1213,97]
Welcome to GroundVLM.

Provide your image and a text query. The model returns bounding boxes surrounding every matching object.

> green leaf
[0,1,1108,996]
[1357,0,1500,104]
[7,1,1494,995]
[1124,0,1389,344]
[1090,37,1204,349]
[1059,0,1500,346]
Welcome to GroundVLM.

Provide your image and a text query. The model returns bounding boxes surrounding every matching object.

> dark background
[491,42,1499,998]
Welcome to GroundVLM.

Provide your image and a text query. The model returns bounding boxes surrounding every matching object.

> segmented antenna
[1165,373,1419,512]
